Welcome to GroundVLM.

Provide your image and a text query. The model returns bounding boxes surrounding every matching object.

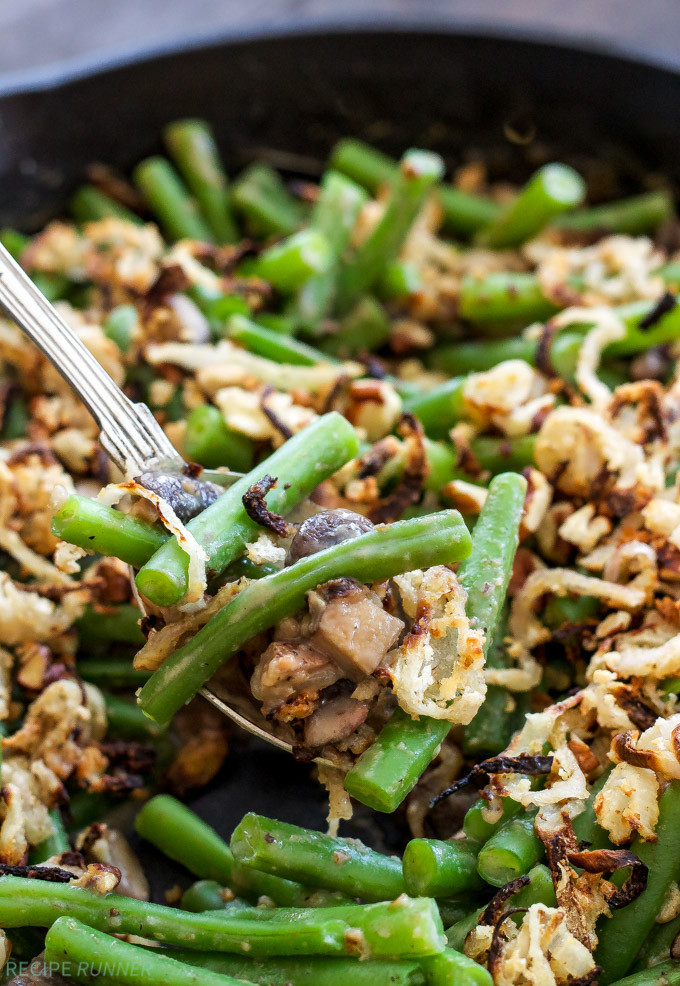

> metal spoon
[0,242,332,763]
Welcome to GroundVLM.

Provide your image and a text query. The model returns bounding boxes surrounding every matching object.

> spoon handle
[0,243,183,475]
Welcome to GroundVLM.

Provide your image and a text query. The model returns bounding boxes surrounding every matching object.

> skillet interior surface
[1,27,680,897]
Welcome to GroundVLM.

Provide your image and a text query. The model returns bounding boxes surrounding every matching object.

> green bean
[164,119,238,243]
[463,795,522,845]
[469,435,536,475]
[422,948,493,986]
[661,676,680,698]
[661,261,680,288]
[76,603,144,647]
[2,877,446,958]
[402,838,483,898]
[476,810,543,887]
[435,291,680,386]
[181,880,249,913]
[183,404,255,472]
[227,314,329,365]
[426,337,535,375]
[459,272,559,326]
[335,149,444,312]
[231,812,405,902]
[512,863,557,909]
[78,659,151,688]
[43,916,255,986]
[133,156,214,242]
[28,807,69,864]
[103,694,167,740]
[190,285,251,337]
[133,157,213,243]
[378,260,422,300]
[33,272,70,302]
[607,961,680,986]
[476,164,585,249]
[319,296,391,357]
[103,303,137,351]
[308,170,367,255]
[232,163,304,237]
[436,899,471,928]
[604,298,680,357]
[463,611,514,756]
[136,412,359,606]
[251,228,333,293]
[446,863,556,951]
[596,782,680,983]
[64,791,116,832]
[256,312,297,334]
[556,190,674,235]
[437,185,504,240]
[329,139,397,192]
[344,708,453,815]
[0,228,29,258]
[459,259,680,332]
[135,796,349,908]
[221,557,279,581]
[329,138,500,238]
[423,439,460,492]
[0,391,28,439]
[402,377,466,439]
[632,912,680,970]
[139,509,471,724]
[445,909,481,953]
[543,594,600,633]
[293,170,368,333]
[51,494,166,567]
[345,472,526,812]
[459,488,525,639]
[70,185,142,225]
[171,950,426,986]
[136,795,287,898]
[372,436,452,493]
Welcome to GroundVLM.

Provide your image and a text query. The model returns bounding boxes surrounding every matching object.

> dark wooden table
[1,0,680,79]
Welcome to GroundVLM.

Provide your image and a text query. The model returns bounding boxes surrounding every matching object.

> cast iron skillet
[1,27,679,896]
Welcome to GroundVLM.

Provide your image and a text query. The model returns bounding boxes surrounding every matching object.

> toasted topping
[466,904,598,986]
[390,565,486,724]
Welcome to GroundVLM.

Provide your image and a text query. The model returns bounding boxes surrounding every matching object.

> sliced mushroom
[136,471,222,523]
[251,640,342,717]
[303,695,370,748]
[310,578,404,680]
[286,509,374,565]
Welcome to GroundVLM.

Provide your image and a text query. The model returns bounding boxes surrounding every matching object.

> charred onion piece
[567,847,648,910]
[241,473,290,536]
[480,875,531,926]
[0,863,75,882]
[431,754,554,807]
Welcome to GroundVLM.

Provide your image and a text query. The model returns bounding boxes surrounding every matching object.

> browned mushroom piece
[303,694,371,748]
[286,509,375,564]
[309,578,404,680]
[250,640,343,718]
[136,471,222,523]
